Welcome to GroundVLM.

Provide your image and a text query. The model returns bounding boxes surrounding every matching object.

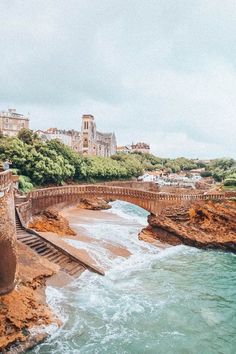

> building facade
[81,115,116,157]
[131,142,150,154]
[36,128,81,152]
[0,109,29,137]
[117,142,150,154]
[37,114,117,157]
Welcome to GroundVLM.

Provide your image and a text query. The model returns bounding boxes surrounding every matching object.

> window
[83,138,88,148]
[84,121,89,130]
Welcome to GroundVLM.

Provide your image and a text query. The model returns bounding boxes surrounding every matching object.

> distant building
[0,109,29,137]
[81,114,117,157]
[37,114,117,157]
[36,128,72,146]
[117,145,131,154]
[131,142,150,154]
[117,142,150,154]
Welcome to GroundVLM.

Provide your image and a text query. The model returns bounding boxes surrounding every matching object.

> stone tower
[0,171,17,295]
[81,114,97,155]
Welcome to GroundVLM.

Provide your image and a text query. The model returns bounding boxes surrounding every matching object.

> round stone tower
[0,170,17,295]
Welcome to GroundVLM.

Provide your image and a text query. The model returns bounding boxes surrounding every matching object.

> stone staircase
[15,212,86,277]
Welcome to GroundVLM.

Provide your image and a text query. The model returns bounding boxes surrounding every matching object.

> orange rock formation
[29,207,76,236]
[139,200,236,251]
[0,242,59,352]
[77,197,112,210]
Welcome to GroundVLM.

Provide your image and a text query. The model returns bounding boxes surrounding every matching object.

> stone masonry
[0,171,17,295]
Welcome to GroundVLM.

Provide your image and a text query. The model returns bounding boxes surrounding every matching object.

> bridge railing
[0,170,12,191]
[27,184,231,203]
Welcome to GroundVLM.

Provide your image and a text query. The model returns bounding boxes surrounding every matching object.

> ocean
[29,201,236,354]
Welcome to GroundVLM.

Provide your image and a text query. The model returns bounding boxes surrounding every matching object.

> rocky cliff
[0,242,59,352]
[29,207,76,236]
[139,200,236,252]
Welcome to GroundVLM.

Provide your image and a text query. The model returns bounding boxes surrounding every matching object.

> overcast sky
[0,0,235,158]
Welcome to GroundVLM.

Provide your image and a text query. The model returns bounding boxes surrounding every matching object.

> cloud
[0,0,235,158]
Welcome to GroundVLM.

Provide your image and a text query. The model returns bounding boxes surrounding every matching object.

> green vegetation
[200,158,236,188]
[223,174,236,188]
[0,129,235,191]
[0,130,144,190]
[18,175,34,193]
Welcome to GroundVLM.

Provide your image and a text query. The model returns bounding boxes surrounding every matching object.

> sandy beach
[61,206,133,265]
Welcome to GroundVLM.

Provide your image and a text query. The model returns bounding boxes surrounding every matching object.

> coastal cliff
[139,200,236,252]
[29,207,76,236]
[0,242,59,352]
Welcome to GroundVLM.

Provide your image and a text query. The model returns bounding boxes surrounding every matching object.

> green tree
[17,128,38,145]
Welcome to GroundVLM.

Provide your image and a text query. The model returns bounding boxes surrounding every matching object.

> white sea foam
[105,200,149,226]
[31,201,210,354]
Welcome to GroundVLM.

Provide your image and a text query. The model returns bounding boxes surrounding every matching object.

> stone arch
[27,184,228,219]
[29,186,160,215]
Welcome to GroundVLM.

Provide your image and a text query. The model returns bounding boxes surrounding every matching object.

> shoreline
[2,203,168,353]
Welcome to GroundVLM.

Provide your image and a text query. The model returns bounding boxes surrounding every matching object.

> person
[3,160,11,171]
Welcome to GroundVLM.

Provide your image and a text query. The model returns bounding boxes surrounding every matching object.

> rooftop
[0,108,29,120]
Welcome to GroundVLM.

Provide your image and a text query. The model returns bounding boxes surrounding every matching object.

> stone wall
[0,171,17,295]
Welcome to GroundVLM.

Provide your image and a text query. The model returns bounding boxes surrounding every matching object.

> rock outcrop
[77,197,112,210]
[0,242,59,352]
[140,200,236,252]
[29,207,76,236]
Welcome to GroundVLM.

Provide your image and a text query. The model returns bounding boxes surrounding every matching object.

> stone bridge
[1,173,235,295]
[20,184,233,220]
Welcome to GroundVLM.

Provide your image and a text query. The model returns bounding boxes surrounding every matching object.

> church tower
[81,114,97,155]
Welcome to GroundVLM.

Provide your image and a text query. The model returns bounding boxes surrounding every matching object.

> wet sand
[61,207,133,263]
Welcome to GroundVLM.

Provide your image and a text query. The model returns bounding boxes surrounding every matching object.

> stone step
[53,254,68,264]
[23,239,41,247]
[45,251,61,261]
[70,265,84,276]
[15,210,104,276]
[38,249,52,257]
[34,244,48,253]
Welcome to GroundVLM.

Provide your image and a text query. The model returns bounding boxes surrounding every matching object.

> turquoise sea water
[29,202,236,354]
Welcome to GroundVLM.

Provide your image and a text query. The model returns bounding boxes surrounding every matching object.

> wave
[105,200,149,226]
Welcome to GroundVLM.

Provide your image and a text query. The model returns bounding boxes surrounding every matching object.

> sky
[0,0,236,158]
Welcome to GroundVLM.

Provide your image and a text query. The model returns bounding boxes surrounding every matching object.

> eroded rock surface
[29,207,76,236]
[140,200,236,252]
[0,242,59,352]
[77,197,112,210]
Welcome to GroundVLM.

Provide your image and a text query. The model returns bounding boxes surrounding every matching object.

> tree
[17,128,38,145]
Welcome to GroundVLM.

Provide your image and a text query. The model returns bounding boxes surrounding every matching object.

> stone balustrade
[21,184,233,218]
[28,184,228,202]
